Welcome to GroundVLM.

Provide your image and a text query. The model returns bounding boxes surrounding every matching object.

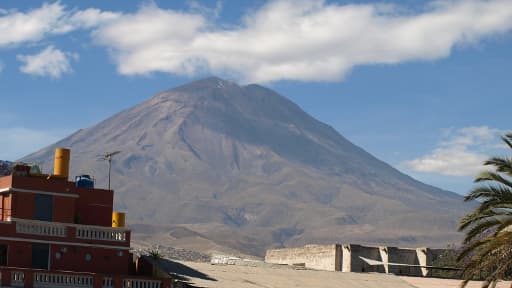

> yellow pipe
[54,148,70,179]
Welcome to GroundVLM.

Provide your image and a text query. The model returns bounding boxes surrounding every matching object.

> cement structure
[265,243,448,277]
[174,260,417,288]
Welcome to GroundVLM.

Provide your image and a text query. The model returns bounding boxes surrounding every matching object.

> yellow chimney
[112,212,126,228]
[54,148,70,179]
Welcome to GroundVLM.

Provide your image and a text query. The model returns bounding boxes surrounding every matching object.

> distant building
[0,148,170,288]
[265,243,450,277]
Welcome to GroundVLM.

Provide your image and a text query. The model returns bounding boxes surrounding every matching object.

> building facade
[0,148,169,288]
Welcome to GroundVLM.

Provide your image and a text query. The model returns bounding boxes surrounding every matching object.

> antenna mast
[97,151,121,190]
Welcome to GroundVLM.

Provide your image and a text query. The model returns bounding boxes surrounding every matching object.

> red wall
[11,176,74,196]
[8,174,115,226]
[13,193,35,219]
[53,197,75,223]
[0,240,32,268]
[50,244,130,274]
[0,239,130,274]
[75,188,113,227]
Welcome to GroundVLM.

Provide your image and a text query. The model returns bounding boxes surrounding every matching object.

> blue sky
[0,0,511,195]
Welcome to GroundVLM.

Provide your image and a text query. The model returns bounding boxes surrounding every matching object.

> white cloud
[402,126,505,176]
[53,8,121,34]
[186,0,223,19]
[17,45,78,79]
[2,1,512,82]
[0,2,120,47]
[92,0,512,82]
[0,3,65,47]
[0,127,66,161]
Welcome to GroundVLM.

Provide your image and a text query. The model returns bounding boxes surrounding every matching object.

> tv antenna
[97,151,121,190]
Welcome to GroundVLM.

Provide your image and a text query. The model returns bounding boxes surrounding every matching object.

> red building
[0,148,170,288]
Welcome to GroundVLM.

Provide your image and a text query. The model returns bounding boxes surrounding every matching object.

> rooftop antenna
[97,151,121,190]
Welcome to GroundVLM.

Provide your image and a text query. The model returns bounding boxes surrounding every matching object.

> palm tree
[147,246,164,277]
[458,133,512,288]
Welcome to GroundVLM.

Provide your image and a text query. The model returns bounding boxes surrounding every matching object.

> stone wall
[265,244,342,271]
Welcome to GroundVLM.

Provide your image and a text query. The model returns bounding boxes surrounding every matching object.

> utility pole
[97,151,121,190]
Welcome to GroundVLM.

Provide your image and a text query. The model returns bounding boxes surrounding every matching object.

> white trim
[0,236,130,250]
[0,187,79,198]
[10,218,130,232]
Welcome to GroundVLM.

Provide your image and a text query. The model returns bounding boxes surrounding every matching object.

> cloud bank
[93,0,512,82]
[17,46,78,79]
[403,126,505,177]
[1,1,512,82]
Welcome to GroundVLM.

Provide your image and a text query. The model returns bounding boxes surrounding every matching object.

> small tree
[147,246,164,277]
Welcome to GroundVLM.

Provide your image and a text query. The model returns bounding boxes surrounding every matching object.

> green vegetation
[431,244,460,279]
[147,246,165,278]
[458,133,512,287]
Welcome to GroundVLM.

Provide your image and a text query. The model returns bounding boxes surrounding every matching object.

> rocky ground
[132,245,210,263]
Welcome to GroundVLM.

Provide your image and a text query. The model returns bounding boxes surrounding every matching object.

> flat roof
[167,260,416,288]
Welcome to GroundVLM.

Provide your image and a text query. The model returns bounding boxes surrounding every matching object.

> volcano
[22,77,466,256]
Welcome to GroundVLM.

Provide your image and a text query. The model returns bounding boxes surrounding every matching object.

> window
[34,194,53,221]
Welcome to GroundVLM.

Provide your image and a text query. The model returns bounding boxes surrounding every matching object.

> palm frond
[462,218,502,244]
[501,134,512,150]
[483,157,512,177]
[475,171,512,189]
[464,185,512,209]
[458,209,504,231]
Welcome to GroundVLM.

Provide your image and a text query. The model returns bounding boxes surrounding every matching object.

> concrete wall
[265,244,341,271]
[387,247,422,276]
[342,244,385,273]
[266,244,448,277]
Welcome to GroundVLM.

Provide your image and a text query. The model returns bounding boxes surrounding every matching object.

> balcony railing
[0,267,171,288]
[11,270,25,287]
[16,221,67,237]
[34,272,94,288]
[76,227,126,242]
[9,218,129,244]
[122,278,162,288]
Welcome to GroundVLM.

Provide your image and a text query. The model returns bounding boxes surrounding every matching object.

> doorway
[0,244,7,266]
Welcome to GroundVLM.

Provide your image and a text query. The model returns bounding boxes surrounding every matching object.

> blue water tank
[75,175,94,188]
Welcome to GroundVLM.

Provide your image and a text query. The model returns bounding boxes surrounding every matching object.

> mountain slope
[22,77,467,255]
